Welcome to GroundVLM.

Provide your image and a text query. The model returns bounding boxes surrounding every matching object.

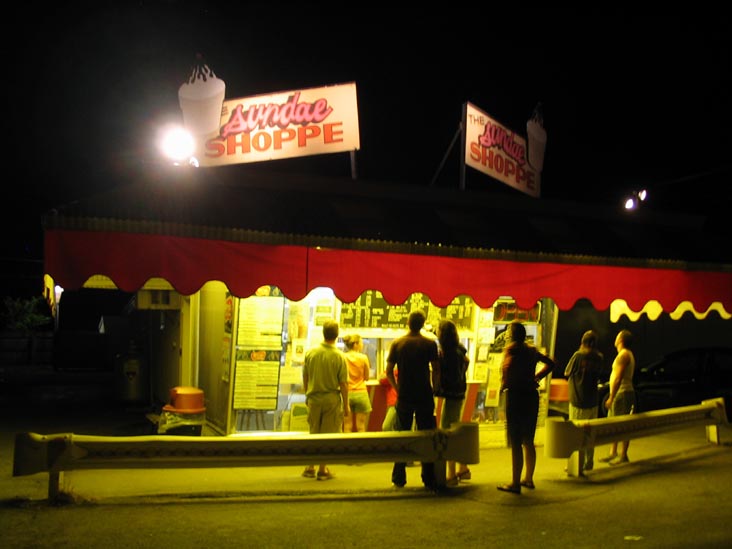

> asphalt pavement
[2,382,732,548]
[1,389,730,504]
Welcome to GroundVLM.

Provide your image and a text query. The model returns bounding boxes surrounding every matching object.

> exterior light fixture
[159,125,195,164]
[54,285,64,331]
[623,189,648,211]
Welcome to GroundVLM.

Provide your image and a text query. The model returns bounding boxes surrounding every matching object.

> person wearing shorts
[600,330,636,465]
[343,334,373,432]
[301,320,349,481]
[497,321,555,494]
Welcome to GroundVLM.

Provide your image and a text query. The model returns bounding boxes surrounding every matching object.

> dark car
[598,347,732,418]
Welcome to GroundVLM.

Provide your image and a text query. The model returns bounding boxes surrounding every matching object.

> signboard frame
[463,101,541,197]
[200,82,360,167]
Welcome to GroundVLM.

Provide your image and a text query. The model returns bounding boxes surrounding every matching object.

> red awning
[45,229,732,312]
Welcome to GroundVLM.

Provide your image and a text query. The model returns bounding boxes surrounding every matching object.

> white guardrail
[545,397,728,477]
[13,422,480,500]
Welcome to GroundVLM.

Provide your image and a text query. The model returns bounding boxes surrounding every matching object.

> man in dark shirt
[386,311,441,490]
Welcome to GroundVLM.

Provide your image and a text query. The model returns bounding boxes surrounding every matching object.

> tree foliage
[0,296,53,332]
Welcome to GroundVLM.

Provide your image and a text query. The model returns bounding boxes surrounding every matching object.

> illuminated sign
[199,82,360,167]
[492,299,542,324]
[464,102,543,198]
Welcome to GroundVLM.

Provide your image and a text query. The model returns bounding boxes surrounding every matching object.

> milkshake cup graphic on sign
[178,55,226,137]
[526,103,547,172]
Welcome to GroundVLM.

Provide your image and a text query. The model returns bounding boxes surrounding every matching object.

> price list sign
[233,295,285,410]
[233,349,281,410]
[436,295,475,330]
[341,291,472,330]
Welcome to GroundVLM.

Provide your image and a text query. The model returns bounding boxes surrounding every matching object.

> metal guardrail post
[545,398,727,477]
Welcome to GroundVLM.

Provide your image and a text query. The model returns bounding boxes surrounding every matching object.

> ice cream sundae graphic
[178,54,226,137]
[526,102,547,172]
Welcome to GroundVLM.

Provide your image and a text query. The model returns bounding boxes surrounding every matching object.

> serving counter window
[468,299,557,427]
[225,287,556,434]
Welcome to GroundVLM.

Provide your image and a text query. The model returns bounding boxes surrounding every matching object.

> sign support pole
[429,121,464,188]
[459,102,467,190]
[350,150,358,180]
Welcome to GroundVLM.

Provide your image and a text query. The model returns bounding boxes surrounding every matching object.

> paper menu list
[233,295,285,410]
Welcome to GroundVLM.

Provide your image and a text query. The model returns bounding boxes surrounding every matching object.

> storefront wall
[196,282,233,435]
[41,229,732,436]
[208,288,559,436]
[147,284,729,438]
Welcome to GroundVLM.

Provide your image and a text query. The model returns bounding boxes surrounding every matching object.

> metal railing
[545,397,728,477]
[13,422,480,500]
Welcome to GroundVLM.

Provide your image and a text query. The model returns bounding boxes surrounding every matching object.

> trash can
[157,386,206,435]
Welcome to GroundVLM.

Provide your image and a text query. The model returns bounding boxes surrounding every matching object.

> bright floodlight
[159,126,195,162]
[623,189,648,211]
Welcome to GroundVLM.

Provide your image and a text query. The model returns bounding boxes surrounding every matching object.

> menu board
[237,296,286,349]
[233,349,281,410]
[340,291,474,330]
[233,295,285,410]
[436,295,475,330]
[340,291,425,329]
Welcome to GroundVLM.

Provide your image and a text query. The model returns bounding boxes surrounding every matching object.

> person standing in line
[600,329,636,465]
[564,329,606,472]
[301,320,350,481]
[342,334,372,432]
[379,367,398,431]
[386,310,441,491]
[497,320,555,494]
[436,319,472,486]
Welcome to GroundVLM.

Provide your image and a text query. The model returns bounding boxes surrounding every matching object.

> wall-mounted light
[623,189,648,211]
[54,285,64,331]
[158,125,195,164]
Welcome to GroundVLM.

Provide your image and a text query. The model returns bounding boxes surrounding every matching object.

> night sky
[6,4,732,268]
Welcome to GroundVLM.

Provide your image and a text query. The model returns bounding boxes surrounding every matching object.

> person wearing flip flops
[599,330,636,466]
[497,321,555,494]
[435,319,472,487]
[301,320,350,481]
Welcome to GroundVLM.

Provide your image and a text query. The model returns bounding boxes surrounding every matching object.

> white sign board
[464,102,542,198]
[199,82,360,167]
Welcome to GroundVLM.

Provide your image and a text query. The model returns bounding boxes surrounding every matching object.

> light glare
[160,126,195,162]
